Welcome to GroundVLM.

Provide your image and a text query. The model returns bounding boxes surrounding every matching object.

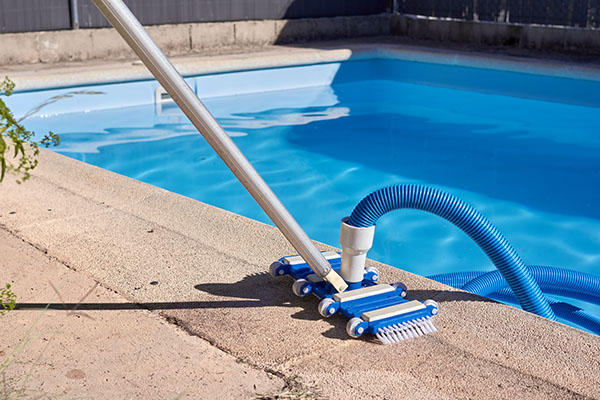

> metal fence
[4,0,597,34]
[0,0,70,33]
[0,0,389,33]
[397,0,600,29]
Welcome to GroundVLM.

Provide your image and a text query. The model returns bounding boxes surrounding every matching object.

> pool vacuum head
[270,251,439,344]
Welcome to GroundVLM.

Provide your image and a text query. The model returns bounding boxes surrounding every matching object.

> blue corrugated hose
[491,288,600,334]
[429,269,600,306]
[347,184,556,320]
[427,271,484,289]
[428,269,600,333]
[462,265,600,298]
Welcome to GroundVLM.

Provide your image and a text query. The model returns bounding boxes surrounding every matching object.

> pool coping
[6,40,600,94]
[1,43,599,398]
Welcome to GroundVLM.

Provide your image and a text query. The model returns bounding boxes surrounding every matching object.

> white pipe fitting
[340,217,376,283]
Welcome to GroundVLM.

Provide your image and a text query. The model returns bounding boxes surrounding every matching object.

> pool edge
[8,41,600,93]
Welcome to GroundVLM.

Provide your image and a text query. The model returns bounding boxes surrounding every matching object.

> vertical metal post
[70,0,80,29]
[91,0,348,292]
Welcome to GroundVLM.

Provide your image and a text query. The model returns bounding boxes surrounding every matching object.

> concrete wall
[2,13,600,66]
[392,14,600,55]
[0,15,391,65]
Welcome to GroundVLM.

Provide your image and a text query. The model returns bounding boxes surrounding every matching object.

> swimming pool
[8,52,600,329]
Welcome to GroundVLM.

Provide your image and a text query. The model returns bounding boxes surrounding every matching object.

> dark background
[1,0,598,34]
[0,0,388,33]
[398,0,599,29]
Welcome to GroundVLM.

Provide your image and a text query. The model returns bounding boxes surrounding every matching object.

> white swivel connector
[340,217,376,284]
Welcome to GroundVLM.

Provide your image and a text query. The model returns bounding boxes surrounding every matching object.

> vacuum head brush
[270,251,439,344]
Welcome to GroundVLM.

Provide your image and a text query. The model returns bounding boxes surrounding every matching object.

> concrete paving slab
[1,147,599,400]
[284,298,597,400]
[0,174,111,231]
[3,44,356,92]
[16,151,301,268]
[0,229,284,399]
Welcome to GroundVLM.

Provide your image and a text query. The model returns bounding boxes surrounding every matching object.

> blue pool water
[9,56,600,329]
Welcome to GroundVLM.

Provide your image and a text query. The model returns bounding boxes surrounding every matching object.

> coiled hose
[427,271,483,289]
[348,184,556,320]
[491,288,600,334]
[428,270,600,333]
[429,267,600,306]
[462,265,600,298]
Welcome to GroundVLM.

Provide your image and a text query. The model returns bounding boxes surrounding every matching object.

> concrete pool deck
[1,42,600,399]
[2,146,600,400]
[0,228,284,399]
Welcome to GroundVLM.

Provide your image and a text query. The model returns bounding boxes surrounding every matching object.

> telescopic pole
[91,0,348,292]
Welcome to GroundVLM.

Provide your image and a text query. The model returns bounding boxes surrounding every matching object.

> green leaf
[1,157,5,182]
[0,282,17,314]
[1,76,15,96]
[16,140,25,157]
[1,76,65,184]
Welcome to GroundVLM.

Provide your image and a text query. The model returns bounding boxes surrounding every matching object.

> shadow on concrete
[14,272,495,340]
[194,272,496,339]
[13,288,493,311]
[406,289,497,305]
[195,272,349,339]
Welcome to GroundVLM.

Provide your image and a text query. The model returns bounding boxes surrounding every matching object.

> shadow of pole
[15,272,497,339]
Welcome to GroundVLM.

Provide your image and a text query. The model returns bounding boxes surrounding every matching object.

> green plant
[0,284,16,316]
[0,76,60,183]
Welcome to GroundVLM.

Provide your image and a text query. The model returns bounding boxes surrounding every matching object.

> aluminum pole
[92,0,347,292]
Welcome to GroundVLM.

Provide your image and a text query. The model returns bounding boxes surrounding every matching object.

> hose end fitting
[340,217,376,284]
